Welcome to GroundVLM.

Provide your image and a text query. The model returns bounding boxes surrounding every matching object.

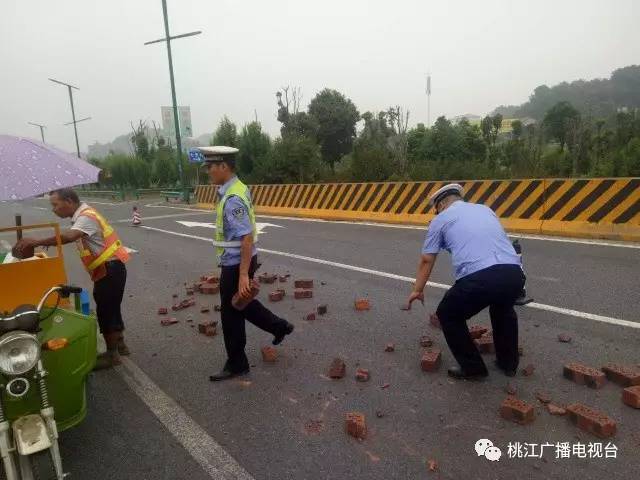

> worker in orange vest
[14,188,130,369]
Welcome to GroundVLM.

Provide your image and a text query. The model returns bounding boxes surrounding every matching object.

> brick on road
[421,349,441,372]
[345,412,366,440]
[294,279,314,289]
[500,397,535,425]
[622,386,640,409]
[328,358,346,379]
[261,346,278,363]
[564,363,607,389]
[294,289,313,299]
[601,364,640,387]
[566,403,617,438]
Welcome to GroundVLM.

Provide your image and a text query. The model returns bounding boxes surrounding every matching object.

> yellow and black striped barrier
[195,178,640,241]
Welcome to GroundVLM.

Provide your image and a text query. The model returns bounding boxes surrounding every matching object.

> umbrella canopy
[0,135,101,201]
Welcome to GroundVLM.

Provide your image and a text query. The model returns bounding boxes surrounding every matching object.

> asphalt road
[1,197,639,480]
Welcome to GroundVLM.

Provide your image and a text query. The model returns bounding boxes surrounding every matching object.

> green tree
[623,137,640,176]
[237,122,271,177]
[255,134,321,184]
[543,101,580,151]
[308,88,360,173]
[212,116,238,146]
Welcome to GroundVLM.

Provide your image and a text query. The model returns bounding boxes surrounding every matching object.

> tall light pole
[49,78,88,158]
[426,73,432,128]
[27,122,46,143]
[145,0,201,201]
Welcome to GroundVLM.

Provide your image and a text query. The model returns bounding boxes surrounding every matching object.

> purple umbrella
[0,135,101,201]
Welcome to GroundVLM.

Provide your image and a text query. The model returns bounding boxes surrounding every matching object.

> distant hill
[88,130,213,160]
[492,65,640,120]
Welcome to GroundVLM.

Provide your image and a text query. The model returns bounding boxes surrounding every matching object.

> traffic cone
[132,206,141,226]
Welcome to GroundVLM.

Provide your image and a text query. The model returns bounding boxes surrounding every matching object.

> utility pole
[27,122,46,143]
[145,0,201,202]
[426,73,432,128]
[49,78,87,158]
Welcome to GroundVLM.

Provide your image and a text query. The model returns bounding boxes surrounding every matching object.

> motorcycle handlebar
[36,285,83,313]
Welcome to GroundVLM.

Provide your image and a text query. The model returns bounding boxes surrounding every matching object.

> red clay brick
[345,412,366,440]
[384,343,395,352]
[294,289,313,299]
[474,333,495,354]
[421,349,441,372]
[204,275,219,284]
[622,386,640,409]
[420,336,433,348]
[305,312,316,321]
[158,307,168,315]
[522,364,535,377]
[203,325,216,336]
[328,358,346,379]
[469,325,489,339]
[564,363,607,389]
[199,284,220,295]
[317,304,328,315]
[258,273,278,284]
[269,291,284,302]
[566,403,617,438]
[429,313,441,329]
[294,279,314,289]
[261,346,278,362]
[355,368,370,382]
[354,299,370,311]
[601,364,640,387]
[500,397,535,425]
[198,321,217,334]
[535,391,551,404]
[547,403,567,416]
[558,333,572,343]
[160,317,179,326]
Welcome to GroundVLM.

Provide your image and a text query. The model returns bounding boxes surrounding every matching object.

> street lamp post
[27,122,46,143]
[49,78,87,158]
[145,0,201,202]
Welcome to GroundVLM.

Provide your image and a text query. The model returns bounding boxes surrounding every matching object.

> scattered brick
[294,289,313,299]
[204,275,219,284]
[505,382,517,395]
[475,333,495,354]
[200,306,210,314]
[355,368,370,382]
[261,346,278,363]
[384,343,395,352]
[199,283,220,295]
[294,279,314,289]
[547,403,567,416]
[429,313,441,329]
[535,391,551,404]
[200,275,208,282]
[305,312,316,321]
[258,273,278,284]
[622,386,640,409]
[202,324,216,336]
[157,307,168,315]
[469,325,489,339]
[427,459,438,473]
[317,304,328,315]
[421,349,442,372]
[522,364,535,377]
[198,321,217,335]
[500,397,535,425]
[601,364,640,387]
[563,363,607,389]
[269,291,284,302]
[328,358,346,379]
[354,299,370,311]
[345,412,366,440]
[558,333,572,343]
[420,336,433,348]
[566,403,617,438]
[160,317,179,326]
[172,298,196,311]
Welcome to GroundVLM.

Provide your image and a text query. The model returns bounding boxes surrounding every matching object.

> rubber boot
[117,332,131,356]
[94,333,123,370]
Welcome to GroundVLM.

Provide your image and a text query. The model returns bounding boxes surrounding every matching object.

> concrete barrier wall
[195,178,640,241]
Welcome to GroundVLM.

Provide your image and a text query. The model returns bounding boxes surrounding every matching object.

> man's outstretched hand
[403,290,425,310]
[12,238,38,259]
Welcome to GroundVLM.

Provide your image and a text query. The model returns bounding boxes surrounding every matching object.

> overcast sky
[2,0,638,154]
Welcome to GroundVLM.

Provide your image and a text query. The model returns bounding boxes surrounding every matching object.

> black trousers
[93,260,127,334]
[436,264,525,374]
[220,255,289,372]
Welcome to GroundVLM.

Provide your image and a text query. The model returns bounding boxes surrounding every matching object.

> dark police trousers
[220,255,289,373]
[436,263,525,374]
[93,260,127,334]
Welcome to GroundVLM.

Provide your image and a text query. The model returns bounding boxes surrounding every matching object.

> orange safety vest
[75,207,130,282]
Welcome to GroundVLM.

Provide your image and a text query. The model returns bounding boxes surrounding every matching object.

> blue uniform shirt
[217,176,257,267]
[422,201,521,280]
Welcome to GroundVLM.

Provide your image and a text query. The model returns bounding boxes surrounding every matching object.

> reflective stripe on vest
[75,208,130,281]
[213,179,257,261]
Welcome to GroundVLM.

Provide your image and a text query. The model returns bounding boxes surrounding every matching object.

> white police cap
[197,146,239,163]
[429,183,464,207]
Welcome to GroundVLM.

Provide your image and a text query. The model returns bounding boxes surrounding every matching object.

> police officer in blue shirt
[198,146,294,381]
[406,184,525,380]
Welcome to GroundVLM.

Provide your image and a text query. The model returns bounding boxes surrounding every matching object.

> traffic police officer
[406,183,525,380]
[199,146,294,381]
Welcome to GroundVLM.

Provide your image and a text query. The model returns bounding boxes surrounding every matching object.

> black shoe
[494,360,517,377]
[272,322,294,345]
[209,368,249,382]
[447,367,488,380]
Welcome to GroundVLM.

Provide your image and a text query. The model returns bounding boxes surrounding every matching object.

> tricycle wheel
[29,451,56,480]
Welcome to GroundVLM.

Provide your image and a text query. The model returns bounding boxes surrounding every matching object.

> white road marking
[177,220,284,234]
[125,247,138,254]
[117,358,255,480]
[143,203,640,250]
[529,275,560,283]
[113,212,209,223]
[138,225,639,329]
